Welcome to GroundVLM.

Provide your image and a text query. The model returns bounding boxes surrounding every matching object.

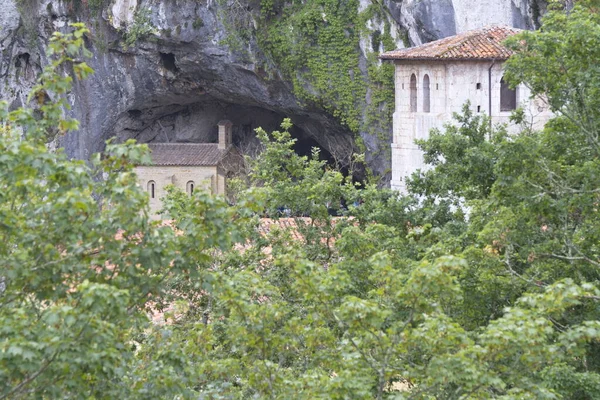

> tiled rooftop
[258,218,306,241]
[147,143,229,166]
[380,26,522,61]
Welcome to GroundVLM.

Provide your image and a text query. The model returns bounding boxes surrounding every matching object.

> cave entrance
[220,104,335,166]
[231,118,335,167]
[290,126,334,165]
[115,100,337,170]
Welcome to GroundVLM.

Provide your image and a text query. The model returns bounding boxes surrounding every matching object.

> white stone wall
[391,60,552,192]
[134,165,225,217]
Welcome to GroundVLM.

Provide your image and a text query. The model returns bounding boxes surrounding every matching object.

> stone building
[380,26,552,193]
[135,120,237,216]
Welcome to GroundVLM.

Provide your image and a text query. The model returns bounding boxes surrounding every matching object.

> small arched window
[422,74,430,113]
[500,76,517,111]
[187,181,195,196]
[147,181,156,199]
[409,74,417,112]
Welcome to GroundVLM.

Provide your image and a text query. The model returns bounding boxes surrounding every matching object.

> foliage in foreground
[2,1,600,398]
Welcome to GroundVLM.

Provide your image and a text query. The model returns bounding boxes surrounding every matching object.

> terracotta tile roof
[258,218,306,241]
[380,26,522,61]
[147,143,229,166]
[256,217,356,243]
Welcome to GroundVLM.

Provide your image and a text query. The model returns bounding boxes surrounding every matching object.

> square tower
[380,26,551,193]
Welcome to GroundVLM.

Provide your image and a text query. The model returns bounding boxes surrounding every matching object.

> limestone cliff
[0,0,545,183]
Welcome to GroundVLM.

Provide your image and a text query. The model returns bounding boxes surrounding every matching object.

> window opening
[422,74,430,113]
[477,105,481,112]
[476,83,482,89]
[409,74,417,112]
[187,181,195,196]
[148,181,156,199]
[500,76,517,111]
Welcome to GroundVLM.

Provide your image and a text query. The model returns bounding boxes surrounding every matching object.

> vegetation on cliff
[256,0,397,150]
[213,0,398,152]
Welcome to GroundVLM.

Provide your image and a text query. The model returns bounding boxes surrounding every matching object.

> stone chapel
[380,26,552,193]
[135,120,238,216]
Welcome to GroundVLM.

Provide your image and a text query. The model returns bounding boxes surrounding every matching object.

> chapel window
[422,74,430,113]
[410,74,417,112]
[500,76,517,111]
[148,181,156,199]
[187,181,195,196]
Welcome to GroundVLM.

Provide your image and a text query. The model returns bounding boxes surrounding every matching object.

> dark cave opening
[128,109,142,118]
[159,52,179,73]
[116,100,338,172]
[290,126,334,164]
[225,111,335,166]
[14,53,29,68]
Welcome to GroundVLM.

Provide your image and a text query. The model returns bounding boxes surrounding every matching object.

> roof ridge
[144,142,229,166]
[380,25,523,61]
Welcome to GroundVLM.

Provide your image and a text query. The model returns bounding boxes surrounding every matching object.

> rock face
[0,0,546,184]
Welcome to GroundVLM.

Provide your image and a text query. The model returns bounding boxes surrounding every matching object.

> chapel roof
[380,25,522,61]
[147,143,229,166]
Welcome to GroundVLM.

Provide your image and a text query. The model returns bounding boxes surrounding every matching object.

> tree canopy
[2,1,600,398]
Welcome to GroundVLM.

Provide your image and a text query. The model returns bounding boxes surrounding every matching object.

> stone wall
[391,60,552,192]
[134,165,224,217]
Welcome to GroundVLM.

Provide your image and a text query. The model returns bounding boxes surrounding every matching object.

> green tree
[4,2,600,397]
[408,102,508,201]
[400,0,600,395]
[151,114,600,397]
[0,24,177,398]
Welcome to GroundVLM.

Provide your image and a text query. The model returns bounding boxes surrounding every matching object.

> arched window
[422,74,430,113]
[147,181,156,199]
[410,74,417,112]
[500,76,517,111]
[187,181,195,196]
